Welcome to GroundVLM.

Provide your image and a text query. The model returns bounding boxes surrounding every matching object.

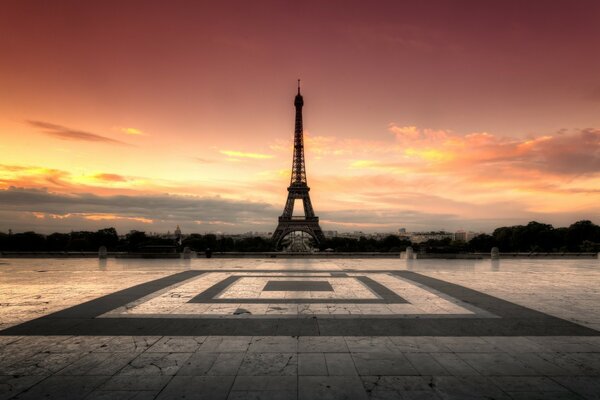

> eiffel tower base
[272,218,325,250]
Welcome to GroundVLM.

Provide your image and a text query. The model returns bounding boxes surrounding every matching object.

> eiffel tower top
[291,79,306,185]
[294,79,303,107]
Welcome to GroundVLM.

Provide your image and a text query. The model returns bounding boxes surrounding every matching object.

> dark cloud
[27,120,130,145]
[0,187,277,232]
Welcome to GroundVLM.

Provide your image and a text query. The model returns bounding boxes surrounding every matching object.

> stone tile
[298,353,327,375]
[491,376,569,392]
[156,375,234,400]
[458,352,539,376]
[299,376,368,400]
[119,352,192,375]
[351,352,418,376]
[405,353,449,375]
[50,352,136,376]
[232,376,297,391]
[46,336,113,353]
[94,336,161,353]
[238,353,298,376]
[324,353,358,376]
[552,376,600,400]
[100,375,172,391]
[435,337,501,353]
[1,351,84,376]
[430,353,481,376]
[248,336,298,353]
[344,337,398,353]
[0,375,46,400]
[146,336,205,352]
[388,337,451,353]
[85,391,158,400]
[13,375,109,400]
[298,336,348,353]
[227,391,297,400]
[178,352,244,376]
[431,376,510,399]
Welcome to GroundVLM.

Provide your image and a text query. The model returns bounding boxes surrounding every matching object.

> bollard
[405,246,414,260]
[98,246,107,259]
[182,247,192,259]
[205,248,213,258]
[491,247,500,260]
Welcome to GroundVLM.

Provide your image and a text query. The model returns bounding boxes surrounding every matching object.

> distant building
[324,230,338,238]
[408,231,454,243]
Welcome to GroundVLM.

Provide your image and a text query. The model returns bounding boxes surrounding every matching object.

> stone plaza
[1,257,599,399]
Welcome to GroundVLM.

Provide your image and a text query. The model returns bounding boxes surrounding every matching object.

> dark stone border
[188,275,408,304]
[0,270,598,336]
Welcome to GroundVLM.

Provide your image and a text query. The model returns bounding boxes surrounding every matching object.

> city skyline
[1,1,600,234]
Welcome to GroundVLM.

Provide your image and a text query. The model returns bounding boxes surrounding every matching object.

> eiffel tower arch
[272,81,325,250]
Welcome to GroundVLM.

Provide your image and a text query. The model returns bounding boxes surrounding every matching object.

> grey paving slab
[552,376,600,400]
[458,352,540,376]
[118,352,192,376]
[238,353,298,376]
[232,376,297,391]
[227,390,297,400]
[405,353,449,375]
[155,375,234,400]
[490,376,569,392]
[248,336,298,353]
[85,391,158,400]
[388,337,451,353]
[298,353,327,375]
[430,376,511,400]
[178,352,244,376]
[264,281,333,291]
[298,336,348,353]
[429,353,481,376]
[324,353,358,376]
[299,376,368,400]
[146,336,205,352]
[57,352,138,375]
[94,336,161,353]
[0,375,46,400]
[99,375,172,391]
[13,375,110,400]
[351,352,419,375]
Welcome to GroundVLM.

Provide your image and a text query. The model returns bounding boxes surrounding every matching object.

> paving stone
[85,391,158,400]
[552,376,600,399]
[146,336,206,352]
[13,375,109,400]
[298,336,348,353]
[490,376,569,392]
[351,352,418,375]
[388,337,451,353]
[119,352,192,375]
[232,376,297,391]
[94,336,161,353]
[429,353,481,376]
[298,353,327,375]
[324,353,358,376]
[100,375,172,391]
[0,375,46,400]
[458,352,539,376]
[227,391,297,400]
[238,353,298,376]
[299,376,368,400]
[405,353,449,375]
[248,336,298,352]
[156,375,234,400]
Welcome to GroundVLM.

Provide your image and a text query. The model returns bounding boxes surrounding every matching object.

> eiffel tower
[272,81,325,249]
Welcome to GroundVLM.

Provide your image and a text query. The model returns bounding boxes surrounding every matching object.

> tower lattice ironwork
[272,81,325,248]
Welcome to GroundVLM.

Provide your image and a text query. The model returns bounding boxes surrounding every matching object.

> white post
[491,247,500,260]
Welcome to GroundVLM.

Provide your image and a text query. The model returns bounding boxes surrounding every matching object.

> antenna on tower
[297,79,301,94]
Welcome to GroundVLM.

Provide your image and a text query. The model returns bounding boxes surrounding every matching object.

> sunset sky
[1,0,599,234]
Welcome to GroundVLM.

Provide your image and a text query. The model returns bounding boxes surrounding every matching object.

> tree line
[0,220,598,253]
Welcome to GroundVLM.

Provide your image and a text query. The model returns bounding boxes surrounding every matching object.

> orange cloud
[220,150,274,159]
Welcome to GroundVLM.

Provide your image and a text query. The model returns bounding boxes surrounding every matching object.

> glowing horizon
[1,1,599,234]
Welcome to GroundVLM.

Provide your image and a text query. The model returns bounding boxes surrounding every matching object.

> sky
[1,0,599,234]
